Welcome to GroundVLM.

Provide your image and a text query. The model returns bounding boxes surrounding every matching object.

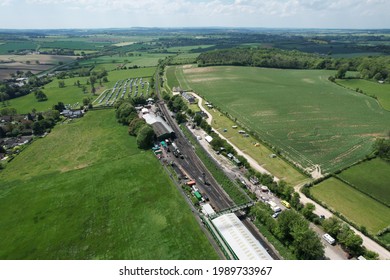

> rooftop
[212,213,273,260]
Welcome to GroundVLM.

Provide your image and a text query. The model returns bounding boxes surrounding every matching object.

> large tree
[322,216,342,237]
[136,125,155,149]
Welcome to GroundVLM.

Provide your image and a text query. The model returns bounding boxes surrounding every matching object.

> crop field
[80,53,169,69]
[170,53,200,65]
[202,103,309,186]
[5,67,155,113]
[311,177,390,234]
[0,54,77,80]
[0,41,38,54]
[338,158,390,206]
[0,110,218,259]
[176,65,390,174]
[336,79,390,110]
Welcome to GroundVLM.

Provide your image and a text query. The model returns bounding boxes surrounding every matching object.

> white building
[212,213,273,260]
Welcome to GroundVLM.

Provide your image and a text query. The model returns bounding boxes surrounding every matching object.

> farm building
[182,92,196,104]
[212,213,273,260]
[142,113,174,141]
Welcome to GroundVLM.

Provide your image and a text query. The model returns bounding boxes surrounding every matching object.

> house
[182,92,196,104]
[61,110,84,119]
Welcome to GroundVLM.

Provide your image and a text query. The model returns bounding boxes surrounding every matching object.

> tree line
[114,99,156,149]
[197,47,390,82]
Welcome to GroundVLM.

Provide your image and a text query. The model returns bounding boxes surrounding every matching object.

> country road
[191,91,390,260]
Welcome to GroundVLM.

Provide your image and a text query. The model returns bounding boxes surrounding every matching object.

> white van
[322,233,336,245]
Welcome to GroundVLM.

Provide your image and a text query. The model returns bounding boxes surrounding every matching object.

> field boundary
[304,177,390,250]
[334,78,390,112]
[334,174,390,208]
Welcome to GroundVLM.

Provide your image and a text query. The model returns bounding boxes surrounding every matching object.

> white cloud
[2,0,389,28]
[0,0,12,6]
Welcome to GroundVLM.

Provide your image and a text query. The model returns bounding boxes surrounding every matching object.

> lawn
[336,79,390,110]
[176,65,390,174]
[311,177,390,234]
[5,67,156,114]
[338,158,390,206]
[0,110,218,260]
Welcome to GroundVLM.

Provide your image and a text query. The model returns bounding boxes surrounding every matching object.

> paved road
[192,92,278,181]
[309,223,348,260]
[191,92,390,260]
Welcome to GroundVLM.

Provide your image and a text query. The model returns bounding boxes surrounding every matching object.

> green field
[336,79,390,110]
[311,177,390,234]
[0,110,218,259]
[338,158,390,206]
[80,53,170,69]
[176,65,390,174]
[202,103,309,186]
[6,67,156,114]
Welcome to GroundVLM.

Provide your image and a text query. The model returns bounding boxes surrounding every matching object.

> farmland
[0,110,218,259]
[336,79,390,110]
[0,54,77,80]
[338,158,390,206]
[176,65,390,174]
[5,67,156,114]
[311,177,390,234]
[79,53,170,69]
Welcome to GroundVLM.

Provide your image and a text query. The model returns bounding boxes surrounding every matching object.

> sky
[0,0,389,29]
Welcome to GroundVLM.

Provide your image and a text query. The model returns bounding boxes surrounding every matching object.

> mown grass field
[311,177,390,234]
[176,65,390,174]
[338,158,390,206]
[0,110,218,260]
[336,79,390,110]
[6,67,156,114]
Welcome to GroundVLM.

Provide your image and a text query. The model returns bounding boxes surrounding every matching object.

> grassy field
[0,110,218,260]
[336,79,390,110]
[176,65,390,174]
[5,67,156,114]
[311,177,390,234]
[80,53,169,69]
[338,158,390,206]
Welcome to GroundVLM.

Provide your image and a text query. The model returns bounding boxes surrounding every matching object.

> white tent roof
[205,135,213,143]
[212,213,273,260]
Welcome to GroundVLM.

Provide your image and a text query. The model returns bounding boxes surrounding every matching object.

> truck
[194,191,202,201]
